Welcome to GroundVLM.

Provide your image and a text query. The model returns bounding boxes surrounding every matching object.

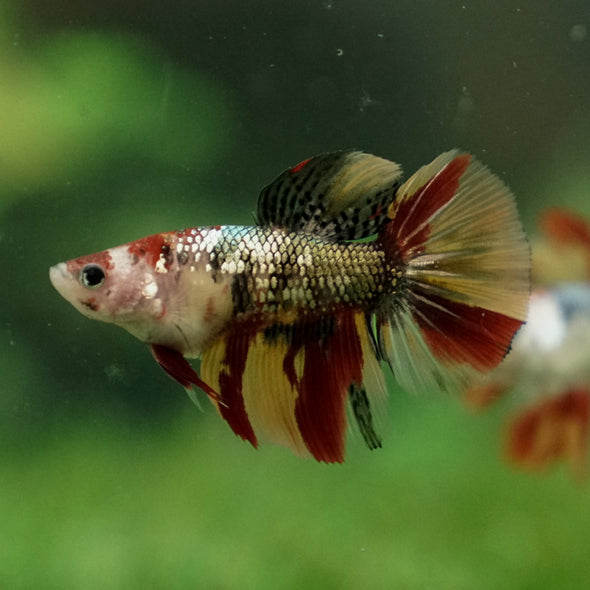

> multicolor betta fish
[467,284,590,478]
[467,208,590,478]
[50,150,530,462]
[508,286,590,478]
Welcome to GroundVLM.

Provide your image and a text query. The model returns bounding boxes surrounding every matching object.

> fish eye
[80,264,106,289]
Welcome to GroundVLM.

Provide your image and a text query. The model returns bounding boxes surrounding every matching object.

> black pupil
[82,265,105,287]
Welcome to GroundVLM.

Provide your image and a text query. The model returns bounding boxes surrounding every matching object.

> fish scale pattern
[175,225,393,317]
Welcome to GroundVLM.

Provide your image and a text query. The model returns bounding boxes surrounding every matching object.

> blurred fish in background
[467,208,590,479]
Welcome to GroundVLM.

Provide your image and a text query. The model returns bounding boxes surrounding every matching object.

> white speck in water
[377,33,384,38]
[359,90,377,112]
[104,363,125,382]
[336,48,344,57]
[569,24,587,43]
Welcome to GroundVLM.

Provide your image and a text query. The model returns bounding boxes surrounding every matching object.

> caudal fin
[377,151,530,394]
[507,388,590,479]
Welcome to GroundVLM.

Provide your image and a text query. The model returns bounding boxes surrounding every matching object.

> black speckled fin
[256,151,403,240]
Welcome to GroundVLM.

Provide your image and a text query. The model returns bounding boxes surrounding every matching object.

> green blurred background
[2,1,590,588]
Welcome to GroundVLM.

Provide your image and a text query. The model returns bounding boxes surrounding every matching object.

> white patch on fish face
[141,274,159,299]
[154,253,169,274]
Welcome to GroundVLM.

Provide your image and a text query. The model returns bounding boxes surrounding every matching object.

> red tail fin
[507,388,590,479]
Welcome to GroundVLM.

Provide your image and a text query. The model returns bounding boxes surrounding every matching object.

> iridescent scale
[175,225,396,317]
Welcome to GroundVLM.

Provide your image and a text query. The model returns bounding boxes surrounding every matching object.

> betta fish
[50,150,530,462]
[466,208,590,478]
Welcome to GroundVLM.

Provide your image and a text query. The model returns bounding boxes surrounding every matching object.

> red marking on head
[290,157,312,175]
[127,233,172,269]
[67,249,113,275]
[381,154,471,260]
[507,389,590,477]
[283,312,364,463]
[80,297,100,312]
[413,293,524,371]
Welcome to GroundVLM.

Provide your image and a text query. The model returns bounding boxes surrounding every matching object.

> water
[1,2,590,588]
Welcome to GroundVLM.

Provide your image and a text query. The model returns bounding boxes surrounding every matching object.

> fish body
[50,150,530,462]
[51,225,388,355]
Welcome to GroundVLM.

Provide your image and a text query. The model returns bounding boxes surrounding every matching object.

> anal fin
[150,344,222,402]
[200,311,386,462]
[349,384,382,450]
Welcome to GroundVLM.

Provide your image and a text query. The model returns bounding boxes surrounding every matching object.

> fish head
[49,238,167,331]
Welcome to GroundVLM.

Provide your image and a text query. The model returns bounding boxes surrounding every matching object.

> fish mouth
[49,262,70,294]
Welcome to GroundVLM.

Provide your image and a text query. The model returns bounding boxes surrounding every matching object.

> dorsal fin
[256,151,403,240]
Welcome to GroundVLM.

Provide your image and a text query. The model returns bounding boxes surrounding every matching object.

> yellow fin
[241,332,310,457]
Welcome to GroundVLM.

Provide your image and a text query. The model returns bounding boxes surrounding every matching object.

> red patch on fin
[383,154,471,258]
[414,293,524,371]
[284,313,364,463]
[464,382,509,411]
[150,344,221,402]
[506,389,590,477]
[290,157,312,174]
[540,208,590,250]
[218,334,258,448]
